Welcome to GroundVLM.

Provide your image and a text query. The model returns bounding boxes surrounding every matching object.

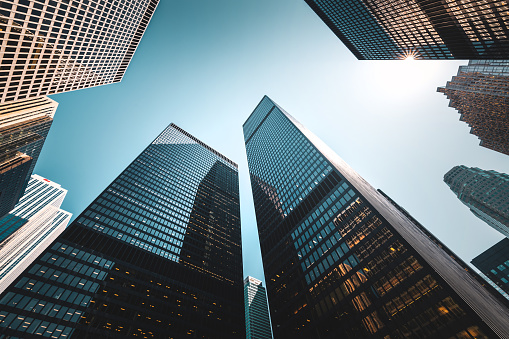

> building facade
[438,60,509,156]
[472,238,509,298]
[304,0,509,60]
[244,96,509,338]
[0,0,159,104]
[0,174,71,294]
[0,96,57,218]
[0,173,67,243]
[444,165,509,238]
[244,276,273,339]
[0,124,244,338]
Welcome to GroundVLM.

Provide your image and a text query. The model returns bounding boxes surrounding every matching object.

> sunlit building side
[438,60,509,156]
[0,0,159,104]
[244,276,273,339]
[305,0,509,60]
[244,96,509,338]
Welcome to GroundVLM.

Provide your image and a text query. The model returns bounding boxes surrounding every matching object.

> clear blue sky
[35,0,509,285]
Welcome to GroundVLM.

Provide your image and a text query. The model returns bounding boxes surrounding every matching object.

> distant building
[0,0,159,104]
[0,174,71,294]
[0,124,244,338]
[0,97,57,218]
[444,165,509,238]
[244,95,509,338]
[304,0,509,59]
[244,276,272,339]
[472,238,509,298]
[438,60,509,156]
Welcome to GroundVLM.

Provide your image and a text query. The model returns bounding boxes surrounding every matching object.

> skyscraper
[0,0,159,104]
[244,276,272,339]
[0,173,67,244]
[472,238,509,298]
[438,60,509,156]
[0,96,57,218]
[0,174,71,295]
[0,124,244,338]
[444,165,509,238]
[304,0,509,60]
[244,96,509,338]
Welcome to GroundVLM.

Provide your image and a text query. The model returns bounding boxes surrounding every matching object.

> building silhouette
[444,165,509,238]
[0,174,71,295]
[472,238,509,298]
[244,96,509,338]
[244,276,273,339]
[438,60,509,156]
[0,124,244,338]
[305,0,509,59]
[0,0,159,104]
[0,97,57,218]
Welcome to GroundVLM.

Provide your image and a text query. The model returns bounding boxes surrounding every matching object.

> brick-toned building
[438,60,509,156]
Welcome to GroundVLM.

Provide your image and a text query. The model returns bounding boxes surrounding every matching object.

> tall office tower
[0,0,159,104]
[0,173,67,244]
[304,0,509,60]
[377,188,509,306]
[244,276,273,339]
[244,96,509,338]
[0,124,244,338]
[0,174,71,294]
[472,238,509,298]
[444,165,509,238]
[0,97,57,218]
[438,60,509,156]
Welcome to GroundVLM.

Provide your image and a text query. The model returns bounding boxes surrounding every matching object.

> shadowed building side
[0,124,245,338]
[244,96,509,338]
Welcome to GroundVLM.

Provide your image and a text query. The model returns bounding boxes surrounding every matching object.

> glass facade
[0,124,244,338]
[305,0,509,60]
[444,165,509,238]
[472,238,509,299]
[0,96,57,218]
[0,173,67,244]
[244,96,509,338]
[244,276,273,339]
[438,60,509,156]
[0,0,159,104]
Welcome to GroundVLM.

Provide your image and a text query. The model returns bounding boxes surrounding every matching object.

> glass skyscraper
[444,165,509,238]
[304,0,509,60]
[0,0,159,104]
[244,276,273,339]
[0,97,57,218]
[0,124,244,338]
[472,238,509,298]
[244,96,509,338]
[438,60,509,156]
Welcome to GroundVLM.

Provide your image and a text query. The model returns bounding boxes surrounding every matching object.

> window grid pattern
[472,238,509,298]
[0,123,244,338]
[444,165,509,238]
[245,96,499,338]
[438,60,509,156]
[305,0,509,59]
[0,0,159,104]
